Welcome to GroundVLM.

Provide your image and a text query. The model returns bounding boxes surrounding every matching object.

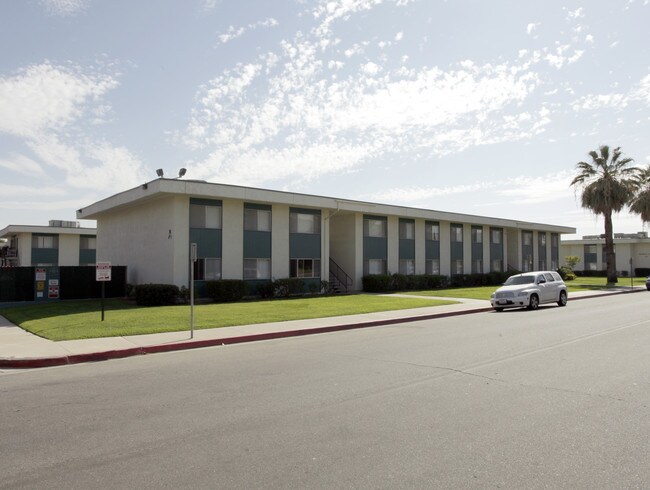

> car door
[536,274,553,303]
[543,272,559,302]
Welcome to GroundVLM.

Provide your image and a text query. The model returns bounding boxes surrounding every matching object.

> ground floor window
[491,259,503,272]
[472,259,483,274]
[399,259,415,275]
[194,258,221,280]
[426,259,440,275]
[452,259,463,275]
[550,259,558,270]
[538,259,547,270]
[290,258,321,278]
[522,255,533,272]
[364,259,387,275]
[244,258,271,279]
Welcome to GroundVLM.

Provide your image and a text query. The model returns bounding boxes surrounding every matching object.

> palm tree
[629,166,650,223]
[570,145,637,284]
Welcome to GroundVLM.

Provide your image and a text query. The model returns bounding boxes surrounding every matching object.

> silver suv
[490,271,568,312]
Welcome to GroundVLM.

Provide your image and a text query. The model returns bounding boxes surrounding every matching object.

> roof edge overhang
[76,178,576,234]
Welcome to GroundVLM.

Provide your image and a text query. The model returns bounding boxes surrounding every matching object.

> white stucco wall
[96,195,180,285]
[58,234,80,266]
[272,204,290,279]
[329,213,359,289]
[222,199,244,280]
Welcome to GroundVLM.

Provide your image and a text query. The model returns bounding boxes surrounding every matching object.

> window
[451,225,463,242]
[399,259,415,275]
[551,259,559,270]
[364,218,386,238]
[523,255,533,272]
[190,204,221,229]
[399,221,415,240]
[244,208,271,231]
[491,259,503,272]
[426,222,440,241]
[538,259,547,270]
[290,259,321,278]
[551,234,559,247]
[523,231,533,246]
[79,236,96,249]
[472,259,483,274]
[471,227,483,244]
[193,258,221,281]
[539,233,547,247]
[32,235,58,248]
[544,273,555,282]
[491,229,502,244]
[452,259,463,274]
[364,259,386,275]
[585,244,597,254]
[244,258,271,280]
[426,259,440,275]
[290,212,320,234]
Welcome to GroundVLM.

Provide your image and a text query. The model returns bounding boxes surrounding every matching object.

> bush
[273,278,305,297]
[362,274,394,292]
[255,281,275,299]
[635,268,650,277]
[135,284,180,306]
[205,280,248,303]
[557,266,576,281]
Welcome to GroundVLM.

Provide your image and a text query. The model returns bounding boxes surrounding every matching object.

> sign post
[190,244,197,338]
[96,262,112,322]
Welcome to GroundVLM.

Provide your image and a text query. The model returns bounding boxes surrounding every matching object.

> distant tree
[564,255,581,270]
[629,166,650,223]
[570,145,638,284]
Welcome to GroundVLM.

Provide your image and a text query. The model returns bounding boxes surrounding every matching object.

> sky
[1,0,649,239]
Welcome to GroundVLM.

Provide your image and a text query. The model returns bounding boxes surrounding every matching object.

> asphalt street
[1,293,648,489]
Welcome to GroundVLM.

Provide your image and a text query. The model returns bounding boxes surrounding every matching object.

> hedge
[205,280,248,303]
[135,284,180,306]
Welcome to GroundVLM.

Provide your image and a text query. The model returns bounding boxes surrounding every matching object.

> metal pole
[190,243,197,339]
[101,281,105,322]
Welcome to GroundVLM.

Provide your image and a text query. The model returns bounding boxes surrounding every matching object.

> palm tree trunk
[604,211,617,284]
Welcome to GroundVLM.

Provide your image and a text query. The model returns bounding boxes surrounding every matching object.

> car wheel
[527,294,539,310]
[557,290,568,307]
[494,307,504,312]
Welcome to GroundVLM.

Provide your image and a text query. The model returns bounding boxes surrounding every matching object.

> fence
[0,266,127,303]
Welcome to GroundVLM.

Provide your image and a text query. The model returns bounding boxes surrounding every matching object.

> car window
[504,275,535,285]
[537,275,546,284]
[544,273,555,282]
[551,272,562,282]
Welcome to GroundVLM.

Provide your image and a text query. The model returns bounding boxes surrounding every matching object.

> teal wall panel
[450,242,463,260]
[79,249,96,265]
[31,248,58,265]
[290,234,321,258]
[399,239,415,260]
[190,228,222,258]
[244,231,271,258]
[364,237,387,260]
[425,241,440,259]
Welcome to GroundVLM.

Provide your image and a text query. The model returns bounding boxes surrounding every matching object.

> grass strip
[1,295,456,342]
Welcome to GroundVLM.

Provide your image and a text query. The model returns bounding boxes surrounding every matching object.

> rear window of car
[544,273,555,282]
[551,272,562,281]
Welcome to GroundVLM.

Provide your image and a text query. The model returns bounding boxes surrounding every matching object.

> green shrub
[205,280,248,303]
[635,268,650,277]
[557,266,576,281]
[255,281,275,299]
[362,274,393,292]
[135,284,180,306]
[273,278,305,297]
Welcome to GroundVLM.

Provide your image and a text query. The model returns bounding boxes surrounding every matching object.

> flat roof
[0,224,97,238]
[76,178,576,234]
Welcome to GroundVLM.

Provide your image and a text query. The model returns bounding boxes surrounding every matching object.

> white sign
[96,262,112,281]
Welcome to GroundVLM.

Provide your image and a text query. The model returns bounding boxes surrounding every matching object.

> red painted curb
[1,289,644,369]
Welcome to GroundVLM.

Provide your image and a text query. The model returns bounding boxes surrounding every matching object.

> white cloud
[567,7,584,19]
[0,183,66,198]
[0,154,47,178]
[526,23,539,35]
[395,31,403,41]
[0,62,117,139]
[40,0,88,16]
[216,18,279,45]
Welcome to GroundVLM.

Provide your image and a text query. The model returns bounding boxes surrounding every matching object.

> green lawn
[0,295,456,341]
[396,276,646,301]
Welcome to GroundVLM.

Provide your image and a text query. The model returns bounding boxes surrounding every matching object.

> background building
[76,179,575,291]
[560,232,650,275]
[0,221,97,267]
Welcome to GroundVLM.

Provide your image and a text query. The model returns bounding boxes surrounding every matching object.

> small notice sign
[96,262,112,282]
[35,268,46,281]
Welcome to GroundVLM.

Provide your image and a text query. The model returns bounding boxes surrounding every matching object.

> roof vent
[49,220,80,228]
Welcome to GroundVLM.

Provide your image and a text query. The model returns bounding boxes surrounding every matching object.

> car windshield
[504,275,535,286]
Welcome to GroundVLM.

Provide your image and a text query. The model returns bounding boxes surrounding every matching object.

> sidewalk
[0,288,644,369]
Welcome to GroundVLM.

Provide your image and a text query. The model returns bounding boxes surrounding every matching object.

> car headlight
[490,293,495,298]
[516,291,529,297]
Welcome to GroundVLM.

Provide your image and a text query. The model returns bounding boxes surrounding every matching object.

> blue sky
[1,0,649,238]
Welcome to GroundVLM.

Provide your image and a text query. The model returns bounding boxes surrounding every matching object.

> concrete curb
[1,288,644,369]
